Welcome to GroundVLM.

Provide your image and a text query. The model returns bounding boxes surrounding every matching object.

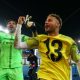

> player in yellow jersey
[14,14,80,80]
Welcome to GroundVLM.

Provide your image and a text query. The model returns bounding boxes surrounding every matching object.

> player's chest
[39,39,71,61]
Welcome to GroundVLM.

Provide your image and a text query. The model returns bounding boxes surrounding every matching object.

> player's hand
[27,21,34,28]
[18,16,25,25]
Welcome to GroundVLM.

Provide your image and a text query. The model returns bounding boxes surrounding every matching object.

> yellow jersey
[26,34,80,80]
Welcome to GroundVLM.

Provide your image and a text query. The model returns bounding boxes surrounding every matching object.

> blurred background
[0,0,80,80]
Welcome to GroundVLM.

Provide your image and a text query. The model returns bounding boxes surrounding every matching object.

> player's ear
[56,21,60,29]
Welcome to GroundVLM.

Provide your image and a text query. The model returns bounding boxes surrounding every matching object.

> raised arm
[14,16,28,49]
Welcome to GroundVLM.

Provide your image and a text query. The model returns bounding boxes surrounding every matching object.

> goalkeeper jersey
[26,34,80,80]
[0,31,29,68]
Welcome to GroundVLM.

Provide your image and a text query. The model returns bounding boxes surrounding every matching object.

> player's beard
[45,27,55,34]
[9,28,16,33]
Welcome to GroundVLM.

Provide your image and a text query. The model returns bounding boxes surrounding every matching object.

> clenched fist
[18,16,25,24]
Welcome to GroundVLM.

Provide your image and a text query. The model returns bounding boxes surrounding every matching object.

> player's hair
[48,13,62,29]
[7,19,17,24]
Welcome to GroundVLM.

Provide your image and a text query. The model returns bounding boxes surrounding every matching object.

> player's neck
[48,31,59,36]
[9,31,15,35]
[48,33,59,36]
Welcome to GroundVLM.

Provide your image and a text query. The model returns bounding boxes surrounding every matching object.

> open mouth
[9,26,14,28]
[45,25,50,29]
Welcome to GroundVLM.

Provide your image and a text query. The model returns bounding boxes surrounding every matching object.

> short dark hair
[7,19,17,24]
[48,13,62,29]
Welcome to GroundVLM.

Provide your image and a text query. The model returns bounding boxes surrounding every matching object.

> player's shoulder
[36,34,48,41]
[60,34,73,39]
[0,31,5,34]
[60,34,75,43]
[0,31,6,36]
[37,34,47,37]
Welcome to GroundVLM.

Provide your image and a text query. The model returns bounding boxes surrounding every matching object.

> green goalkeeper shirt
[0,31,29,68]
